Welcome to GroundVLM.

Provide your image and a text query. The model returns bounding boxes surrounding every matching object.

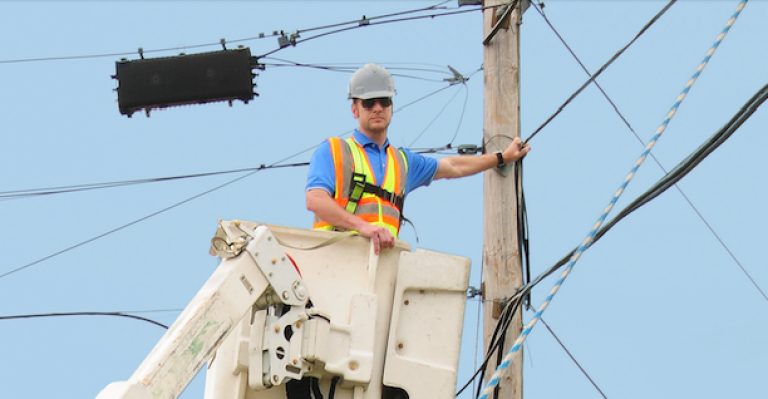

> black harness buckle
[345,173,367,213]
[346,173,405,213]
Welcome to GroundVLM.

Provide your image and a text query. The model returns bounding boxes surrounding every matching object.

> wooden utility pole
[482,0,526,398]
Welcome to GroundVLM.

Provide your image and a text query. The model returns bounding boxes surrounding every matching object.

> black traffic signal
[114,47,258,117]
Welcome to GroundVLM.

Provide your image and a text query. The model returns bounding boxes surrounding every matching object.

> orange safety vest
[313,136,408,238]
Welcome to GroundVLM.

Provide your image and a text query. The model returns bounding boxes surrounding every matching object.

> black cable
[0,164,274,280]
[260,58,451,82]
[0,1,456,65]
[489,298,515,399]
[263,60,450,76]
[440,65,484,149]
[533,2,765,306]
[328,376,340,399]
[310,377,324,399]
[531,0,763,305]
[486,300,513,399]
[409,84,465,146]
[257,3,505,59]
[475,297,524,399]
[456,83,768,397]
[112,308,183,314]
[455,295,524,397]
[398,66,482,147]
[1,139,462,201]
[0,37,276,65]
[521,83,768,306]
[0,311,169,329]
[279,61,454,73]
[470,279,484,397]
[530,1,638,139]
[447,80,472,145]
[540,317,608,399]
[514,161,532,309]
[0,148,313,281]
[525,0,676,144]
[295,0,452,35]
[395,83,455,112]
[592,83,768,302]
[0,162,309,200]
[456,298,511,396]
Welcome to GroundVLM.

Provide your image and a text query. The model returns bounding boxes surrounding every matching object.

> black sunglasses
[359,97,392,109]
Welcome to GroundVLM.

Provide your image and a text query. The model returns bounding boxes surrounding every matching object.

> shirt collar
[353,129,389,149]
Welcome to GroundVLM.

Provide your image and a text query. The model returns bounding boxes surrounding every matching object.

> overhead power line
[515,82,768,309]
[540,317,608,399]
[0,0,494,65]
[462,80,767,399]
[263,60,456,74]
[111,308,183,314]
[0,165,269,280]
[408,84,466,146]
[524,0,677,144]
[260,57,454,82]
[446,67,478,145]
[410,85,463,146]
[1,145,463,202]
[294,0,453,35]
[530,0,762,307]
[530,1,638,138]
[0,162,309,200]
[0,134,474,202]
[257,3,500,59]
[0,311,169,329]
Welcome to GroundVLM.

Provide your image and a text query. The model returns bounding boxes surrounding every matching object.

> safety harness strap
[345,172,405,214]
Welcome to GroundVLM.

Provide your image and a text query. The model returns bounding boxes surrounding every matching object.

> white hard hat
[348,63,396,99]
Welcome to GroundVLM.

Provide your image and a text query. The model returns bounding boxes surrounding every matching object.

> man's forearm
[306,189,395,254]
[306,189,368,231]
[435,137,530,180]
[435,153,497,180]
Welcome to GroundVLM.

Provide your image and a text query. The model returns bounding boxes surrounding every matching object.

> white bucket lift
[97,221,470,399]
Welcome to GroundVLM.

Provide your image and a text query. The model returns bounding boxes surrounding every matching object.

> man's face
[352,97,393,135]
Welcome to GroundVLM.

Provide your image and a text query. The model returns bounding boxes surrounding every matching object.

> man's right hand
[358,223,395,255]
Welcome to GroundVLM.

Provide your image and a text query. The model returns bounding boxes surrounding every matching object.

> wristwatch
[495,151,506,168]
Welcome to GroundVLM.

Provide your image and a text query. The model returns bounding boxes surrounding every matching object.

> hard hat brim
[349,89,396,100]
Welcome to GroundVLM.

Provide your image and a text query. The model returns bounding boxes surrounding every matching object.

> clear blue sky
[1,1,766,398]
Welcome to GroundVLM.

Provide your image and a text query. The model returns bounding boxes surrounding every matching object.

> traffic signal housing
[114,47,258,117]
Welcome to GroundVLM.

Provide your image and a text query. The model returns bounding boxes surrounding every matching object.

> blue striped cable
[476,1,748,397]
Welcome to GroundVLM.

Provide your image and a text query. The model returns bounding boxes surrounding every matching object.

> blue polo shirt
[306,129,438,196]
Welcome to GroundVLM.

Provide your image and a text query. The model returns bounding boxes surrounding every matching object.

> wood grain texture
[482,1,524,398]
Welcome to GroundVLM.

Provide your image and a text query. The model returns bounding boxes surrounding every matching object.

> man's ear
[351,101,359,119]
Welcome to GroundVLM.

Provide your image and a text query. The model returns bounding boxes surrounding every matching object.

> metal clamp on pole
[483,0,523,46]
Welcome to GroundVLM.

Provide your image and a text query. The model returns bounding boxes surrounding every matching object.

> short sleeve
[305,140,335,195]
[401,148,438,194]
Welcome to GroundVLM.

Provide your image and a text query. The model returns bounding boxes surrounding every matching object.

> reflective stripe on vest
[313,136,408,238]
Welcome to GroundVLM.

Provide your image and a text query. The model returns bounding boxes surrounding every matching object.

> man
[306,63,530,254]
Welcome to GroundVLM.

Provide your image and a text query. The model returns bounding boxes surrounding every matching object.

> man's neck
[359,128,388,147]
